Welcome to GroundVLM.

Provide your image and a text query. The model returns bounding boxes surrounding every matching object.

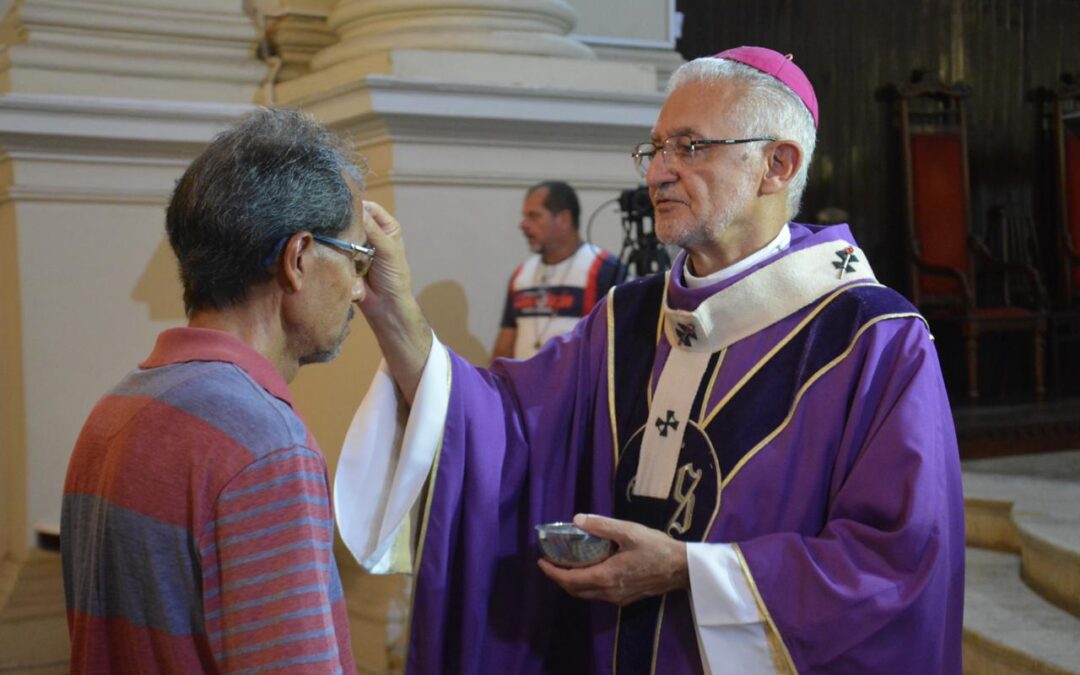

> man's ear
[760,141,802,196]
[556,209,574,231]
[280,232,314,293]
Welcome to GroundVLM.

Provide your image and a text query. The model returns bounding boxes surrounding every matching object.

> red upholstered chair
[897,71,1046,401]
[1050,76,1080,305]
[1047,75,1080,395]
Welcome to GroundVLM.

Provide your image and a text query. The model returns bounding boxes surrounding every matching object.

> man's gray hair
[668,57,817,219]
[167,107,364,315]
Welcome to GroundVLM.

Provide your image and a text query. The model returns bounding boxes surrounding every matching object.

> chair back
[1052,77,1080,303]
[897,72,973,307]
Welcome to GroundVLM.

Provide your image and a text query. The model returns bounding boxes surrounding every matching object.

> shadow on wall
[418,280,488,365]
[131,237,186,321]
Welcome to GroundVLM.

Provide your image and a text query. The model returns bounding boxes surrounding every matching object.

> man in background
[492,180,625,360]
[61,108,365,674]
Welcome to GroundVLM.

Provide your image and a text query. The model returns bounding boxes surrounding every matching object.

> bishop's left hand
[537,513,689,607]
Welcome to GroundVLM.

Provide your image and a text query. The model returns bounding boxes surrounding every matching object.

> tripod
[618,186,670,277]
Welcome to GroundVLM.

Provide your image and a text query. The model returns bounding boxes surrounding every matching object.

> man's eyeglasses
[262,233,376,277]
[631,134,776,177]
[312,235,376,277]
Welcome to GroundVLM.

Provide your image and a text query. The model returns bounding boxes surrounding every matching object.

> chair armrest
[1068,245,1080,266]
[911,254,975,308]
[969,236,1049,308]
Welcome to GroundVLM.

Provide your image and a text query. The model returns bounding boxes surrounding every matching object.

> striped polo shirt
[61,327,355,674]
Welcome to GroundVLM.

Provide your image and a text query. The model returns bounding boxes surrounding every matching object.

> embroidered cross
[833,246,858,279]
[675,322,698,347]
[655,410,680,437]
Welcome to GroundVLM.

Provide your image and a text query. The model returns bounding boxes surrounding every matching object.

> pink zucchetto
[714,46,819,128]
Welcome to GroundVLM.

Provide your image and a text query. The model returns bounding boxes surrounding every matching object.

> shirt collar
[683,224,792,288]
[668,222,851,311]
[140,327,294,407]
[661,224,875,353]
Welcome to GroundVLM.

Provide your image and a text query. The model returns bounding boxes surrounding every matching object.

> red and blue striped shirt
[62,327,355,674]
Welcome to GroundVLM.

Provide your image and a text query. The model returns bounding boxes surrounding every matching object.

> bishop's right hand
[358,200,432,404]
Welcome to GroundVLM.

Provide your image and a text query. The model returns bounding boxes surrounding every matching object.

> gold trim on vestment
[698,350,725,426]
[411,348,453,575]
[646,274,671,410]
[700,282,880,431]
[733,544,798,674]
[404,348,453,664]
[649,594,667,675]
[720,311,925,491]
[612,604,622,675]
[607,286,620,469]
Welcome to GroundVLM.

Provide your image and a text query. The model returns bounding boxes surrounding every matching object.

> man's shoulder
[593,248,625,271]
[582,244,620,265]
[807,283,930,355]
[114,360,309,459]
[834,283,921,321]
[508,254,540,287]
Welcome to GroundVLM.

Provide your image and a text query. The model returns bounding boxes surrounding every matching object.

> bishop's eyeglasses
[631,134,776,177]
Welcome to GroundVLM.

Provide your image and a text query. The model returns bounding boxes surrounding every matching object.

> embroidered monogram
[655,410,679,437]
[667,462,702,536]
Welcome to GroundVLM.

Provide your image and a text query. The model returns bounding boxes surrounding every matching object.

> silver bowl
[535,522,612,568]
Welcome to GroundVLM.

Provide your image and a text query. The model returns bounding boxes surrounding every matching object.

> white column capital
[310,0,593,73]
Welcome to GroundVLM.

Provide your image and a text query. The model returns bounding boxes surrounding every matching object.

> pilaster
[0,4,264,669]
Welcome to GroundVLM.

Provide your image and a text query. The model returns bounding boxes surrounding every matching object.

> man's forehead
[650,125,701,141]
[523,188,549,209]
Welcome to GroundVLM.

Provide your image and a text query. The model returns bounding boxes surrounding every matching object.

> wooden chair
[896,71,1046,401]
[1049,75,1080,306]
[1046,74,1080,395]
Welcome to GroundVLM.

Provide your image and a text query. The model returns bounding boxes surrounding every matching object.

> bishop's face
[646,81,764,253]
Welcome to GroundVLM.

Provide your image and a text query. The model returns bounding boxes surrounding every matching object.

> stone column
[0,3,263,670]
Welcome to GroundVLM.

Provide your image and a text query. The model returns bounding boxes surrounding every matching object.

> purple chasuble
[407,223,964,674]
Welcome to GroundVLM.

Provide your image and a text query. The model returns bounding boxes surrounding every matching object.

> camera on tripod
[619,186,653,221]
[617,186,670,277]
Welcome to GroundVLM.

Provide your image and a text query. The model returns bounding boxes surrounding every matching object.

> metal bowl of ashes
[535,521,612,568]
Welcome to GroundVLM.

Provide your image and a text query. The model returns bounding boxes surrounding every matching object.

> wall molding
[0,185,169,206]
[0,93,255,155]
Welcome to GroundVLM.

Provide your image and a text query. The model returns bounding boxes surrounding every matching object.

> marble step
[963,452,1080,617]
[964,548,1080,675]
